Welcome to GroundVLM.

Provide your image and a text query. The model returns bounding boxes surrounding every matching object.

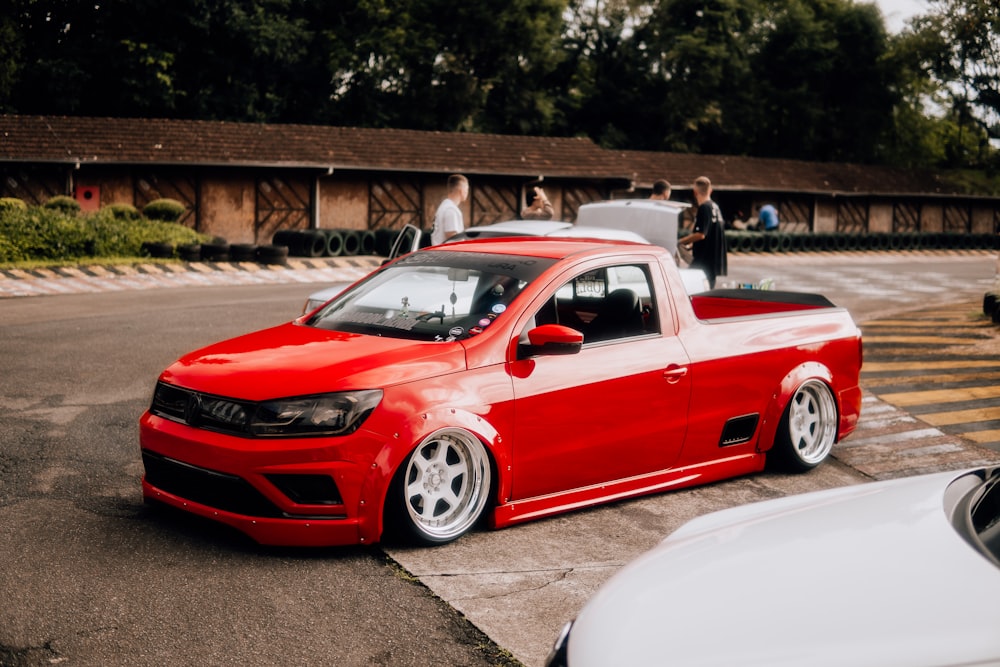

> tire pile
[272,229,386,258]
[139,228,402,265]
[985,292,1000,325]
[726,231,1000,253]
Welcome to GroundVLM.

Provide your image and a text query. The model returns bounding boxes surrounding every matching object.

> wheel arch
[356,408,507,545]
[756,361,838,454]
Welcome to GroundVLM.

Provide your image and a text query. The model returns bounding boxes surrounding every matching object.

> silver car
[547,466,1000,667]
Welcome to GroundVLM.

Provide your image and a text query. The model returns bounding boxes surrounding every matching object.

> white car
[303,221,710,313]
[546,466,1000,667]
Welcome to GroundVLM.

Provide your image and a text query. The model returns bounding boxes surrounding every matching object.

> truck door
[508,262,692,500]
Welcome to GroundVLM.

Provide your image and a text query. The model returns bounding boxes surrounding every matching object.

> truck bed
[690,289,837,320]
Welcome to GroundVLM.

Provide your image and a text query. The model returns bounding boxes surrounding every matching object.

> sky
[874,0,928,33]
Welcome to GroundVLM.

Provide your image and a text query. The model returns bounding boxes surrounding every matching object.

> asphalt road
[0,286,512,667]
[1,250,998,667]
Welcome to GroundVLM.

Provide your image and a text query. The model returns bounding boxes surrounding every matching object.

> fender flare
[756,361,836,454]
[355,408,506,545]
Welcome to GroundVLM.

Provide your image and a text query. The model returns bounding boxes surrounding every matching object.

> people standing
[679,176,728,289]
[649,179,671,200]
[431,174,469,245]
[521,185,554,220]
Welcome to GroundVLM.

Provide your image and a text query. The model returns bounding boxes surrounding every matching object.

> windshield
[308,250,556,341]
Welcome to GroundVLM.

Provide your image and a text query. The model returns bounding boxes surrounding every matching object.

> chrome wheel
[774,379,838,471]
[399,428,491,544]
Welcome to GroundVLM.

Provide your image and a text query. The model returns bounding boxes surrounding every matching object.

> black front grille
[142,450,283,518]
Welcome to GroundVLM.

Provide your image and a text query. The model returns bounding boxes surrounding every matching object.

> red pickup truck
[139,238,863,547]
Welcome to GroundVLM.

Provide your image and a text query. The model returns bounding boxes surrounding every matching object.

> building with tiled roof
[1,115,997,244]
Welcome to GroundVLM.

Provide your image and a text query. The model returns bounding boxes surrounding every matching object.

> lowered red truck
[139,238,862,547]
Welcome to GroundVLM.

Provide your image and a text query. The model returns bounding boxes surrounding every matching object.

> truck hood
[568,470,1000,667]
[160,322,467,400]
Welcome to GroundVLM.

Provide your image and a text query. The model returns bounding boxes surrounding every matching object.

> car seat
[585,288,643,342]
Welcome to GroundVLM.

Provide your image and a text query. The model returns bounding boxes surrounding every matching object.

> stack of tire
[166,238,288,265]
[725,231,999,254]
[985,291,1000,325]
[271,229,379,258]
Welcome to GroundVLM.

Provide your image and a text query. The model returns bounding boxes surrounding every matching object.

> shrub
[0,204,208,264]
[105,203,142,221]
[43,195,82,216]
[86,208,206,257]
[143,198,186,222]
[0,206,90,260]
[0,233,25,263]
[0,197,28,213]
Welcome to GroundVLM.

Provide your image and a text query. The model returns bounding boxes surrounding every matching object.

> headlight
[150,383,382,438]
[250,390,383,437]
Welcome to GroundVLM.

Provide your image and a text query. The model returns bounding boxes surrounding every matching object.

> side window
[521,264,659,344]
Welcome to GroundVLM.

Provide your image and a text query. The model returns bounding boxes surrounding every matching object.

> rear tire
[386,428,492,545]
[770,379,837,472]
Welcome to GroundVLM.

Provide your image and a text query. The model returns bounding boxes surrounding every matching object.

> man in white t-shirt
[431,174,469,245]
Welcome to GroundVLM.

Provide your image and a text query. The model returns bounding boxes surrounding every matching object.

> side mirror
[519,324,584,358]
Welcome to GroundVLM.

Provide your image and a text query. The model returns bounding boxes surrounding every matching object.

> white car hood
[568,471,1000,667]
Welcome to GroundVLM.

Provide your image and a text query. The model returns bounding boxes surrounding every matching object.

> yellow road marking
[963,429,1000,444]
[863,360,1000,371]
[879,385,1000,407]
[863,335,985,345]
[920,406,1000,426]
[863,321,991,328]
[862,371,1000,387]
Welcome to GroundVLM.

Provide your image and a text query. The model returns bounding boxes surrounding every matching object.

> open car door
[385,223,424,263]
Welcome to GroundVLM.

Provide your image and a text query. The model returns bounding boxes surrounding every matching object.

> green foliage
[0,204,206,264]
[919,0,999,136]
[0,206,90,261]
[43,195,82,216]
[0,197,28,213]
[1,0,997,170]
[105,202,142,221]
[882,0,1000,169]
[745,0,900,162]
[142,198,186,222]
[935,169,1000,196]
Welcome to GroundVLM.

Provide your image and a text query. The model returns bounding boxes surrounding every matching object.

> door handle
[663,365,688,384]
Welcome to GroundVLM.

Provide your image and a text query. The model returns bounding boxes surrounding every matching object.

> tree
[3,0,317,121]
[554,0,664,148]
[635,0,757,153]
[0,9,23,113]
[316,0,567,132]
[901,0,1000,167]
[745,0,900,163]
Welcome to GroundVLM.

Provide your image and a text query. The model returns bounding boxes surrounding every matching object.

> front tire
[770,379,838,472]
[388,428,492,545]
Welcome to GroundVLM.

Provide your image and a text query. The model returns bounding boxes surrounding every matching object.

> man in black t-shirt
[679,176,728,288]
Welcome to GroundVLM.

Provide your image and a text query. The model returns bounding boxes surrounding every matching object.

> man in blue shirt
[758,204,779,232]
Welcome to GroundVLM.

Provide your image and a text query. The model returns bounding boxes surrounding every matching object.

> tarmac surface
[4,249,1000,666]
